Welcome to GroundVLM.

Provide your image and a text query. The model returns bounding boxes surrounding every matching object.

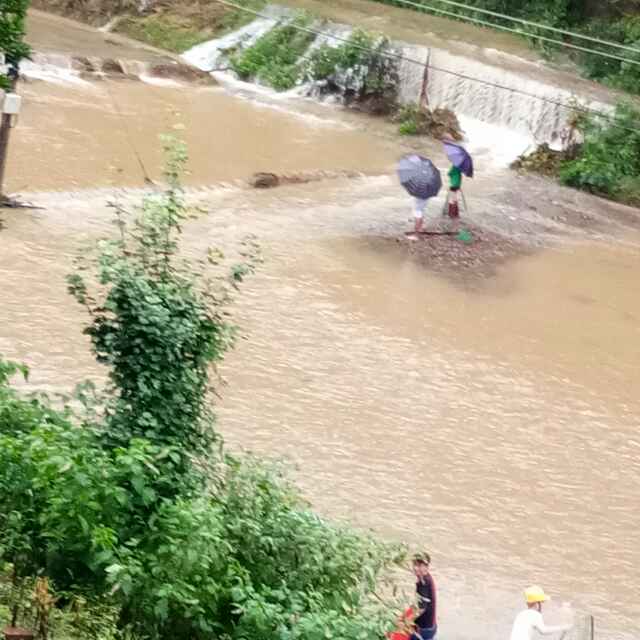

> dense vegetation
[512,101,640,206]
[231,14,316,90]
[0,0,30,89]
[305,29,399,113]
[375,0,640,94]
[0,141,405,638]
[230,20,401,111]
[560,102,640,204]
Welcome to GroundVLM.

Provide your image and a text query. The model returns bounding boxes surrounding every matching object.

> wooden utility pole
[419,50,431,109]
[0,71,18,203]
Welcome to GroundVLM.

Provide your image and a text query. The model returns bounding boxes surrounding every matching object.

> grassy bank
[113,0,266,53]
[31,0,266,53]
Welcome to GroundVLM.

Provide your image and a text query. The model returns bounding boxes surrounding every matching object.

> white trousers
[413,198,429,219]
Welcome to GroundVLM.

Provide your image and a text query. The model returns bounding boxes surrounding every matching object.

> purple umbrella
[443,141,474,178]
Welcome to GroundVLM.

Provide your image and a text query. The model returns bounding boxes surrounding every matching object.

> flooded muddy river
[1,10,639,640]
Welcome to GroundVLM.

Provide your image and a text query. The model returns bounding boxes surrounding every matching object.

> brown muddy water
[2,10,639,640]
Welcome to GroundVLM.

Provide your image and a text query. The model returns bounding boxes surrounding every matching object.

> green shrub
[616,174,640,206]
[0,140,406,639]
[306,30,384,81]
[231,14,316,90]
[560,102,640,202]
[108,460,403,640]
[305,30,400,113]
[575,17,640,93]
[0,0,31,66]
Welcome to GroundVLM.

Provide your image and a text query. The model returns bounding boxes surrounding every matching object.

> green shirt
[448,166,462,189]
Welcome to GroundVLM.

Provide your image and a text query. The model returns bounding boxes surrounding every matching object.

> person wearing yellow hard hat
[509,586,573,640]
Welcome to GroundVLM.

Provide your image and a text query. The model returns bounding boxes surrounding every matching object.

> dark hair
[413,552,431,565]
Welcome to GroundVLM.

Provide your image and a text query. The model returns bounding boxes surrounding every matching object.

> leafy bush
[560,102,640,202]
[0,140,406,639]
[231,14,316,90]
[108,461,402,640]
[0,368,181,594]
[0,0,30,91]
[67,138,248,481]
[305,30,400,113]
[0,0,31,66]
[307,30,379,81]
[575,16,640,93]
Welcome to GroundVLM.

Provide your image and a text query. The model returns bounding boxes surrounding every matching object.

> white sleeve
[532,613,572,636]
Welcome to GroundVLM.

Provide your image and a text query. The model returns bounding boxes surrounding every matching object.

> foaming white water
[20,59,92,86]
[182,4,616,165]
[182,5,291,72]
[459,115,533,168]
[139,74,181,88]
[396,45,429,106]
[427,47,611,148]
[212,73,354,129]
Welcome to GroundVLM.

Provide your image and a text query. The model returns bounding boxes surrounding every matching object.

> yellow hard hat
[525,586,550,604]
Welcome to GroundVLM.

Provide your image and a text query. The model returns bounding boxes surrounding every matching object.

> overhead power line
[208,0,638,136]
[385,0,640,67]
[390,0,640,57]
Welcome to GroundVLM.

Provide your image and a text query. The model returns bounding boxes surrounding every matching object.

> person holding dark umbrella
[397,154,443,234]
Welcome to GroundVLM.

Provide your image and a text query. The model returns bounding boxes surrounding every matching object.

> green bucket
[456,229,474,244]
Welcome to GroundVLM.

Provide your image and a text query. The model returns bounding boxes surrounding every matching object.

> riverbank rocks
[249,170,363,189]
[393,105,464,140]
[149,62,215,84]
[249,173,280,189]
[510,143,580,177]
[63,53,216,85]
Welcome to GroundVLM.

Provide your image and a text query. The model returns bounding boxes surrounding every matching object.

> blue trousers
[411,626,437,640]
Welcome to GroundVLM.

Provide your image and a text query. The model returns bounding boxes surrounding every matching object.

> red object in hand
[386,607,416,640]
[403,607,415,621]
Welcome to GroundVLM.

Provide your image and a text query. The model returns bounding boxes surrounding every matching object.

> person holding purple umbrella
[447,163,463,219]
[442,139,473,220]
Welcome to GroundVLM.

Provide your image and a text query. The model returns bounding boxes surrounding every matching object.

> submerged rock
[248,170,363,189]
[149,62,216,84]
[249,172,280,188]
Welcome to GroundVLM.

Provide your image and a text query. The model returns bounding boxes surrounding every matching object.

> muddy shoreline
[372,223,531,280]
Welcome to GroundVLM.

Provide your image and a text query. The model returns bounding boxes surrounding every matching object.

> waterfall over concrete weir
[182,4,616,157]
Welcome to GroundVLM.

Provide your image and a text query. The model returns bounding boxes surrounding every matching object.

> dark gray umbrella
[397,154,442,199]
